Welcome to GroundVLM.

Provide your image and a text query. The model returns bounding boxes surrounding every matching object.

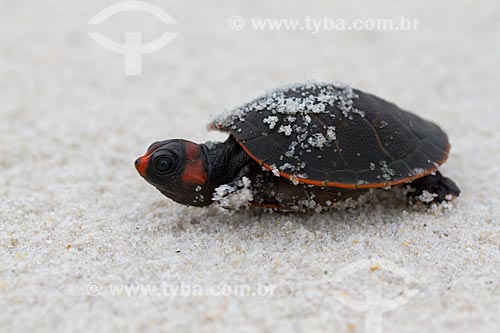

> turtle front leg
[212,165,254,209]
[406,171,460,204]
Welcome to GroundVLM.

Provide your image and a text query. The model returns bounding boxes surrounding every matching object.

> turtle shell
[211,82,450,189]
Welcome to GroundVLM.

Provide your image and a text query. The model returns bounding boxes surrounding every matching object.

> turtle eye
[153,155,176,174]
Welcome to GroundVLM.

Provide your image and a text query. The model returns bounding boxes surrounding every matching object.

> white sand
[1,0,499,332]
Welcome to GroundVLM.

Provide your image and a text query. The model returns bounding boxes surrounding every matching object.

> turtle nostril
[134,158,140,166]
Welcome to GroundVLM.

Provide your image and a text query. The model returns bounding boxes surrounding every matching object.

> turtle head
[135,139,212,206]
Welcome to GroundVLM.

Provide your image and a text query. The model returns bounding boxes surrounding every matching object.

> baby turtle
[135,82,460,211]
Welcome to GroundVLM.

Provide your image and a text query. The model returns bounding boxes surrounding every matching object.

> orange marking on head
[135,155,149,177]
[181,158,207,185]
[181,142,207,186]
[184,141,202,160]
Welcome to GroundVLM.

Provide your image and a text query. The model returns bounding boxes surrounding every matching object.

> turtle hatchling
[135,82,460,211]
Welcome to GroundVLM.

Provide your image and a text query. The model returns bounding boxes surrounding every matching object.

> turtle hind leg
[406,171,460,205]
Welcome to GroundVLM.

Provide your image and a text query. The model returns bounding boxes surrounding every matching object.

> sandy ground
[1,0,500,332]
